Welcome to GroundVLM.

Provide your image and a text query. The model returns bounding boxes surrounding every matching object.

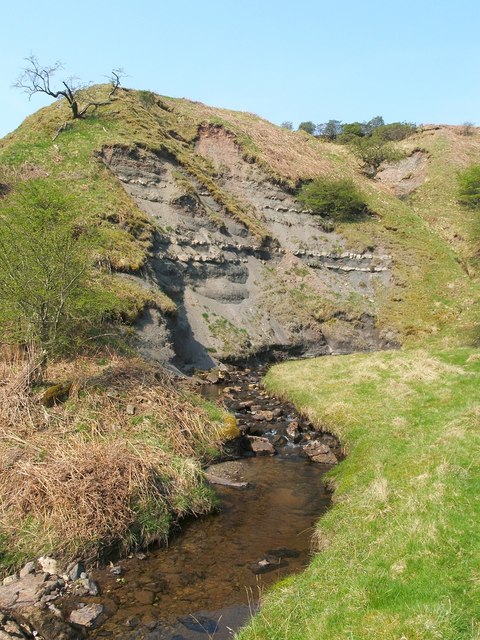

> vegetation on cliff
[0,352,229,572]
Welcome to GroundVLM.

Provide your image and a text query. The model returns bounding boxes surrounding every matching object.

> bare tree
[14,56,124,120]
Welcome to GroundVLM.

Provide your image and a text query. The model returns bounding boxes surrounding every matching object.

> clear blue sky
[1,0,479,138]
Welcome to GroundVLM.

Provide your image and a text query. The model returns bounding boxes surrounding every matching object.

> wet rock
[66,562,84,582]
[69,603,103,628]
[303,442,338,464]
[246,436,276,456]
[205,472,249,489]
[271,407,283,418]
[286,422,301,443]
[271,434,287,447]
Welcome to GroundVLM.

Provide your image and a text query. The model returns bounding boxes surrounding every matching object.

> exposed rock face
[101,129,397,371]
[376,150,428,198]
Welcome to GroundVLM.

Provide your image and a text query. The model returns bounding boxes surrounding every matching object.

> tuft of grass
[238,346,480,640]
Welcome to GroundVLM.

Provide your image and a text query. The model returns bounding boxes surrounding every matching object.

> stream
[67,366,340,640]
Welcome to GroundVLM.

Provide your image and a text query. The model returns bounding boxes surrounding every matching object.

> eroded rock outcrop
[101,130,396,371]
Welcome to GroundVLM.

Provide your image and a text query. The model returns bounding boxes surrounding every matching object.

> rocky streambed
[0,365,341,640]
[201,365,342,464]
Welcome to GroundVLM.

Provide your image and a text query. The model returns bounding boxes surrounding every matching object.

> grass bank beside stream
[239,346,480,640]
[0,353,230,574]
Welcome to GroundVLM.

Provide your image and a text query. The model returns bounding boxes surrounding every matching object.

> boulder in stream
[303,442,338,464]
[246,436,276,456]
[69,603,103,628]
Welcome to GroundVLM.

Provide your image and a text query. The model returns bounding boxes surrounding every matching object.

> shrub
[457,164,480,208]
[372,122,417,142]
[298,121,316,135]
[0,180,98,357]
[298,177,368,219]
[459,121,475,137]
[350,137,403,177]
[138,90,156,109]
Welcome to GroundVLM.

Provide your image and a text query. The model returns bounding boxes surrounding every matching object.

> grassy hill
[0,87,479,637]
[1,87,478,358]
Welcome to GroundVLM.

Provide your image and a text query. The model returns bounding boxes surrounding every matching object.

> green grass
[238,346,480,640]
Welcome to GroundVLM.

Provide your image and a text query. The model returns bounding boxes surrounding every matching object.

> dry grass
[162,97,350,184]
[0,351,227,571]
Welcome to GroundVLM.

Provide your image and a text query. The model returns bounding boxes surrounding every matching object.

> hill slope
[1,87,478,370]
[1,88,480,639]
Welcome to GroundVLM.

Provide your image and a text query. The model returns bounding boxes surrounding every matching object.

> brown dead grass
[162,98,350,183]
[0,350,226,571]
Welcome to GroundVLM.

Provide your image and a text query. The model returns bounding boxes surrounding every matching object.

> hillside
[1,87,478,371]
[1,87,479,639]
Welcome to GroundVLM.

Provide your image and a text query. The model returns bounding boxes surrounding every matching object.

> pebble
[67,562,85,582]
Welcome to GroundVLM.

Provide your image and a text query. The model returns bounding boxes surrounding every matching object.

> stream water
[72,367,338,639]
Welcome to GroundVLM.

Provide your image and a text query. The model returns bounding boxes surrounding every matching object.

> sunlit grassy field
[239,347,480,639]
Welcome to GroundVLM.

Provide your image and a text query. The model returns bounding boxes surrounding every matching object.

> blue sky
[1,0,479,137]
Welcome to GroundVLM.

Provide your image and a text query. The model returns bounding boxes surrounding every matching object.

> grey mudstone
[69,603,104,628]
[19,562,35,578]
[67,562,85,582]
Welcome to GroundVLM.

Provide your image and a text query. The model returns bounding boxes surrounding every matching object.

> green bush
[372,122,416,142]
[0,180,103,356]
[138,90,157,109]
[297,178,368,219]
[298,121,316,135]
[457,164,480,208]
[350,137,403,177]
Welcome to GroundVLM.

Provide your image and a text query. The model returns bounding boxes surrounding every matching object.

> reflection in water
[91,456,331,639]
